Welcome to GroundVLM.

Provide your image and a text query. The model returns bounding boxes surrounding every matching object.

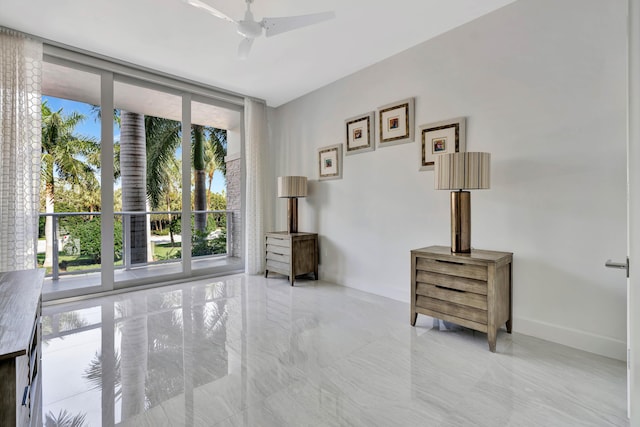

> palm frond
[145,115,181,209]
[41,103,101,202]
[206,127,227,177]
[44,409,87,427]
[83,350,122,401]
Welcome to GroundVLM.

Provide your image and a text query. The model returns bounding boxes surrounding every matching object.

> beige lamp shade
[434,152,491,190]
[277,176,308,198]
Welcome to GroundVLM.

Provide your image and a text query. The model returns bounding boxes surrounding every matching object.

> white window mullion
[100,71,115,291]
[182,94,192,275]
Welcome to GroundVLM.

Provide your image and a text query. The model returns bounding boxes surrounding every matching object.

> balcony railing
[39,210,236,280]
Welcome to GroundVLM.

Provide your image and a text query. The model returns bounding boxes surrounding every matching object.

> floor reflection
[42,277,238,426]
[41,274,629,427]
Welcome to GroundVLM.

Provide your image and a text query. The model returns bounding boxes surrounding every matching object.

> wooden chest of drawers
[410,246,513,352]
[0,269,44,427]
[265,232,318,286]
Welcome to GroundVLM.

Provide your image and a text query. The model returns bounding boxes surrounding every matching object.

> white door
[609,0,639,420]
[628,0,639,421]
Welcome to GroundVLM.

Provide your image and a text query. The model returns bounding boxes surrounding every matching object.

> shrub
[192,229,226,257]
[169,217,181,236]
[66,218,123,263]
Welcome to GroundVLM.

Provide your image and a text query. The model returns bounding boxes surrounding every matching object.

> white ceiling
[0,0,516,107]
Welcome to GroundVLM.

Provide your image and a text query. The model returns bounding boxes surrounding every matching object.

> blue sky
[43,95,226,194]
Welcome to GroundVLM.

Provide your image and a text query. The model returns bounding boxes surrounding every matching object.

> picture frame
[377,97,415,148]
[318,144,343,181]
[419,117,466,170]
[345,112,375,155]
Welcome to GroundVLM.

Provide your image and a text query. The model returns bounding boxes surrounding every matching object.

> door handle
[605,257,629,278]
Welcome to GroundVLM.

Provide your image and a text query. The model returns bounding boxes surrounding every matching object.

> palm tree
[119,111,148,264]
[145,116,182,210]
[120,296,148,419]
[120,112,227,261]
[160,158,181,244]
[145,116,182,258]
[193,125,207,232]
[41,102,99,267]
[79,181,101,220]
[204,128,227,209]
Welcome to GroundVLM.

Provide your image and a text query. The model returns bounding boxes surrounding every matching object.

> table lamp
[434,152,490,253]
[277,176,308,234]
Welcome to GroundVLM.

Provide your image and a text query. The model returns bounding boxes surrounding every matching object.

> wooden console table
[0,269,45,426]
[265,232,318,286]
[410,246,513,352]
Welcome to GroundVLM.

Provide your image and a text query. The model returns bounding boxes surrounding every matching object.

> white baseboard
[514,316,626,361]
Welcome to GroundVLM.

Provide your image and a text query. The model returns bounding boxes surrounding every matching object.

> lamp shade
[434,152,490,190]
[277,176,308,198]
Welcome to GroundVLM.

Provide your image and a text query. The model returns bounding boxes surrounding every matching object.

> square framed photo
[377,97,415,148]
[345,112,375,155]
[419,117,466,170]
[318,144,343,181]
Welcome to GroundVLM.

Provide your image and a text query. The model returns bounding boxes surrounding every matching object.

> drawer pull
[435,285,465,293]
[436,259,464,265]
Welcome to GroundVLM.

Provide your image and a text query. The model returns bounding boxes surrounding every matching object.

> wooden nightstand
[265,232,318,286]
[410,245,513,352]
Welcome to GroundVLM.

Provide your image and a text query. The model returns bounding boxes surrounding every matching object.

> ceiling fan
[185,0,336,59]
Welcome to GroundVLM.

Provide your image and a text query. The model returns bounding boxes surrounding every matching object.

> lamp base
[450,190,471,253]
[287,198,298,234]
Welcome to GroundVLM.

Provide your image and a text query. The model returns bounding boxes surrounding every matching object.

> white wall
[225,128,241,161]
[268,0,628,360]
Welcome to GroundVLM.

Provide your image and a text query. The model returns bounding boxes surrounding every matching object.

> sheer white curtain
[244,98,268,274]
[0,29,42,271]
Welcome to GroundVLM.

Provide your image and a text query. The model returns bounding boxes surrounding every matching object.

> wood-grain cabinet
[0,269,44,427]
[410,246,513,352]
[265,232,318,286]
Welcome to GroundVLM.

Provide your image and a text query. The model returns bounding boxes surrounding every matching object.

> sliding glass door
[190,98,243,274]
[113,79,184,286]
[40,51,244,300]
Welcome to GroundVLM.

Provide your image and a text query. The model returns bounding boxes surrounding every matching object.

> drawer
[266,259,290,272]
[266,244,290,255]
[416,295,487,325]
[416,283,487,310]
[416,257,487,281]
[266,236,291,248]
[416,271,487,295]
[266,252,290,264]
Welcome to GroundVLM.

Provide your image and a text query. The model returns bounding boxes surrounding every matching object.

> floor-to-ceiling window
[40,60,104,295]
[190,98,243,274]
[41,47,244,300]
[113,79,184,285]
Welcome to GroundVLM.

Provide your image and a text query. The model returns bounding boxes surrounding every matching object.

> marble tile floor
[41,274,628,427]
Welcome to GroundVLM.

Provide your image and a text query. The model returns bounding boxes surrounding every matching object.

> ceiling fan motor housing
[237,16,262,39]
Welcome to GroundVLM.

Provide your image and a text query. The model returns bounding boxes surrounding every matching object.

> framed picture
[318,144,343,181]
[377,97,415,148]
[419,117,466,170]
[345,112,375,155]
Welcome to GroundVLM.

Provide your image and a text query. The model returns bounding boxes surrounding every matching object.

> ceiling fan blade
[238,38,254,59]
[262,11,335,37]
[184,0,236,23]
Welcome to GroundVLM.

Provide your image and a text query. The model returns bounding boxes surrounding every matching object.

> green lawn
[37,232,224,275]
[36,241,182,274]
[152,242,181,260]
[36,253,121,274]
